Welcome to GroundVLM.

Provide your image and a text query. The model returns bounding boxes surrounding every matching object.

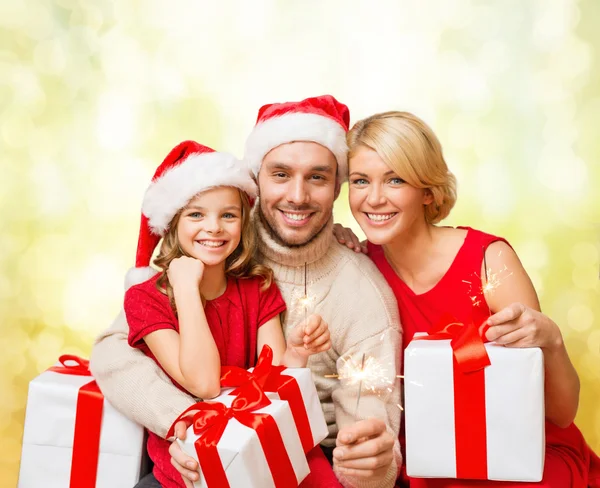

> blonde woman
[334,112,600,488]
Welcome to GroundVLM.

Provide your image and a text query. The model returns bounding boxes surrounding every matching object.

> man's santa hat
[244,95,350,186]
[125,140,257,290]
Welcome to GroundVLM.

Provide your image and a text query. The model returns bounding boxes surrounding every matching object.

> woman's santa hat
[125,140,257,290]
[244,95,350,187]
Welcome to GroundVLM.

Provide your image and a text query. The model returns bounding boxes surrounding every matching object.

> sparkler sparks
[482,247,513,295]
[326,355,397,391]
[482,264,512,294]
[462,249,513,303]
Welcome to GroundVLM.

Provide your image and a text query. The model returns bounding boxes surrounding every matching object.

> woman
[335,111,600,488]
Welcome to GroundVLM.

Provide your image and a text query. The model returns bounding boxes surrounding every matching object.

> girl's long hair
[153,189,272,312]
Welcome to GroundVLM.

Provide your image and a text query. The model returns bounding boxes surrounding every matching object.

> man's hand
[168,420,200,487]
[287,313,332,358]
[332,418,395,480]
[333,223,368,253]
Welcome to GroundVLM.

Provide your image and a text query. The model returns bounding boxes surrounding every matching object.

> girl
[333,112,600,487]
[124,140,332,488]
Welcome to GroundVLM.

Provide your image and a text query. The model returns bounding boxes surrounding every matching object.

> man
[90,95,402,488]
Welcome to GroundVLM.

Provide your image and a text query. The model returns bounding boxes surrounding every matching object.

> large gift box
[18,355,146,488]
[221,345,329,453]
[172,378,311,488]
[404,322,545,482]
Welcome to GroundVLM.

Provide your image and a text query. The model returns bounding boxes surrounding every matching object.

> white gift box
[178,390,310,488]
[248,366,329,451]
[404,334,545,482]
[18,363,146,488]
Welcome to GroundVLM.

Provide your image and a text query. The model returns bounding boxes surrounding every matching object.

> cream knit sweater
[90,215,402,488]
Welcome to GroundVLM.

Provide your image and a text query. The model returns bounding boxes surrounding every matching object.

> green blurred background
[2,0,599,485]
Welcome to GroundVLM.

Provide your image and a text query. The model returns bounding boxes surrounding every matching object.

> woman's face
[348,146,432,245]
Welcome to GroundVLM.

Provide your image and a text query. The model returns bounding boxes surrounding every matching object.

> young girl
[124,140,331,488]
[333,112,600,487]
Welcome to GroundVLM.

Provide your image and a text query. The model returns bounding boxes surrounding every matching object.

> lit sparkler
[462,248,513,305]
[482,246,513,295]
[325,352,400,416]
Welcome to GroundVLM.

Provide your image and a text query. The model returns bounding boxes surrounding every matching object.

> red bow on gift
[220,345,314,453]
[412,315,492,480]
[48,355,104,488]
[168,379,297,488]
[417,313,492,373]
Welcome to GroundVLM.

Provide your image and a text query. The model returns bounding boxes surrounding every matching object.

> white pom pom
[124,267,159,290]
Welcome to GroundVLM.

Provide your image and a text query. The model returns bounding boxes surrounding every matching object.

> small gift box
[172,380,310,488]
[404,321,545,482]
[221,345,329,453]
[18,355,146,488]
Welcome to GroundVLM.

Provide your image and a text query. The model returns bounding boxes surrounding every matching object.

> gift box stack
[18,346,329,488]
[172,346,329,488]
[404,319,545,482]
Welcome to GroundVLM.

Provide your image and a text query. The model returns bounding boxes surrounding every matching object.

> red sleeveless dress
[368,227,600,488]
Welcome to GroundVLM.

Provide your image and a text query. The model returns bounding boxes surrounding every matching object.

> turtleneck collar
[253,209,334,269]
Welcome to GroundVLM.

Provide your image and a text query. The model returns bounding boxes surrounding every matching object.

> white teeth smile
[283,212,310,221]
[367,213,396,221]
[198,240,225,248]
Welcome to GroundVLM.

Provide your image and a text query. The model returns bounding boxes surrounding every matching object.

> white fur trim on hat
[124,266,159,290]
[142,152,257,235]
[244,112,348,184]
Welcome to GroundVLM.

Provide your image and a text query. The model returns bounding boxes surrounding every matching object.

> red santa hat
[125,140,257,290]
[244,95,350,186]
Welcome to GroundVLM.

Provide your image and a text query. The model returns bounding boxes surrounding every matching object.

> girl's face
[348,146,432,245]
[177,186,243,267]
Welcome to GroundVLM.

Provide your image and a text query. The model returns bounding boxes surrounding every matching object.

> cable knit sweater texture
[90,214,403,488]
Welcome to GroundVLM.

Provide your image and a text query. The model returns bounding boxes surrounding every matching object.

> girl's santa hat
[125,140,257,290]
[244,95,350,187]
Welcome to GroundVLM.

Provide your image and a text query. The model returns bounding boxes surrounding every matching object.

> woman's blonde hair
[153,189,272,311]
[347,111,457,223]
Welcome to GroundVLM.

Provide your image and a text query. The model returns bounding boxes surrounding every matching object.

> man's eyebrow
[266,162,335,173]
[268,162,293,170]
[311,165,335,173]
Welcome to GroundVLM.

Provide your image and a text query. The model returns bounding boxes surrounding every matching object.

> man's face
[258,141,339,246]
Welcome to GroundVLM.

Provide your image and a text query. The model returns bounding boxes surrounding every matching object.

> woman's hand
[333,224,367,253]
[485,302,563,350]
[167,256,205,290]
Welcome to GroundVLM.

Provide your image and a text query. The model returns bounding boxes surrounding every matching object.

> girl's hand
[333,224,368,253]
[288,314,332,359]
[485,302,563,350]
[167,256,205,290]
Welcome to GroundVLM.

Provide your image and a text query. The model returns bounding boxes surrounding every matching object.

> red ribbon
[48,355,104,488]
[221,346,314,453]
[168,380,297,487]
[413,315,491,479]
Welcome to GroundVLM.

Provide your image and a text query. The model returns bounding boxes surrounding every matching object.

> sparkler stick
[355,353,366,416]
[304,262,307,327]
